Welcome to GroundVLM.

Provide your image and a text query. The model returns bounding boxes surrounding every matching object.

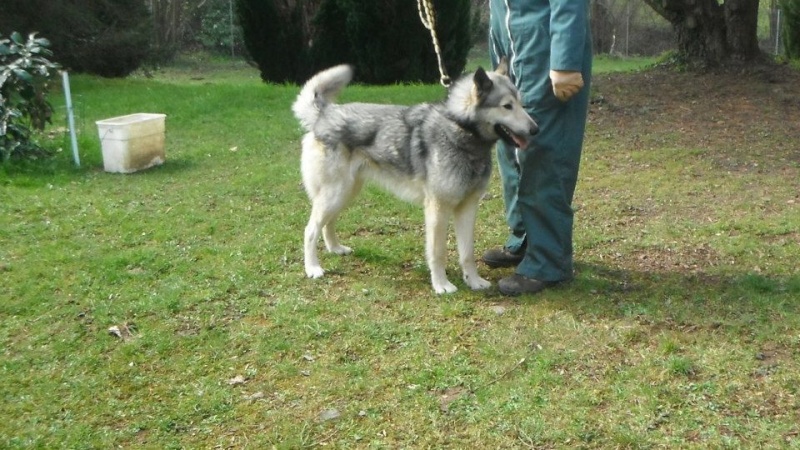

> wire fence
[762,0,786,56]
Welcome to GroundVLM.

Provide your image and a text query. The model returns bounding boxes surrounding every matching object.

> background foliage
[235,0,310,84]
[0,0,151,78]
[0,0,795,80]
[236,0,473,84]
[150,0,246,63]
[780,0,800,59]
[195,0,245,57]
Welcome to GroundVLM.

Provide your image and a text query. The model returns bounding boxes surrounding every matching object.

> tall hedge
[0,0,151,77]
[236,0,313,83]
[236,0,472,84]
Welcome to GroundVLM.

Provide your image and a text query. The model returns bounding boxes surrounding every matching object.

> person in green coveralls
[482,0,593,296]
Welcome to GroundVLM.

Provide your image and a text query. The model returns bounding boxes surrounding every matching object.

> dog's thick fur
[293,62,537,294]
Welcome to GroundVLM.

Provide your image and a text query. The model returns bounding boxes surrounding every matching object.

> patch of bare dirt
[627,242,725,274]
[584,64,800,276]
[589,64,800,173]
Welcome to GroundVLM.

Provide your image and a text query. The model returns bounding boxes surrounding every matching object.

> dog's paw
[465,275,492,290]
[433,280,458,294]
[305,266,325,278]
[328,244,353,255]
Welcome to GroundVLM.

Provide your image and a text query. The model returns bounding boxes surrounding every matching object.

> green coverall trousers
[489,0,593,282]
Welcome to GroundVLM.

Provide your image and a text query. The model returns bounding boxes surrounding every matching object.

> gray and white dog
[292,61,537,294]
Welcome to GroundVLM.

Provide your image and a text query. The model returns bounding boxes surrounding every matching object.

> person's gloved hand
[549,70,584,101]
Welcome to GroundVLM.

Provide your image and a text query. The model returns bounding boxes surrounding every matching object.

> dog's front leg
[454,194,491,290]
[425,198,457,294]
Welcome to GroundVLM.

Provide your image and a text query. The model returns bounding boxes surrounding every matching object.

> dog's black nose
[530,122,539,136]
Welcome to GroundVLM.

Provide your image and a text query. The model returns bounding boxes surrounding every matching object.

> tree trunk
[725,0,761,60]
[643,0,762,69]
[591,0,615,55]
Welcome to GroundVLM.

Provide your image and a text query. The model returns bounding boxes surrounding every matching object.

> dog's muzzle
[496,123,537,150]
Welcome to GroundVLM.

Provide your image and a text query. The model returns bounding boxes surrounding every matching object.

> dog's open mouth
[495,124,529,150]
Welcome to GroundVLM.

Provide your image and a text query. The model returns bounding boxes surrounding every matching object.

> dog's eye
[503,103,513,110]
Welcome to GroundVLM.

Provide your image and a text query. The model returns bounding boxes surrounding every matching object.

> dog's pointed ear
[473,67,494,99]
[495,57,508,76]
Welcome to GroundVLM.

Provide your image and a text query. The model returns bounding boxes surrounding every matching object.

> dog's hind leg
[304,179,359,278]
[321,178,363,255]
[425,197,457,294]
[322,219,352,255]
[301,138,359,278]
[454,193,491,290]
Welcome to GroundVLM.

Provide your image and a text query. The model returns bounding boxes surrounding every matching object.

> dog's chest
[449,146,493,181]
[428,151,492,197]
[467,156,491,180]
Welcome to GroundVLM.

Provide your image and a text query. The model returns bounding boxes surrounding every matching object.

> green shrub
[0,32,60,161]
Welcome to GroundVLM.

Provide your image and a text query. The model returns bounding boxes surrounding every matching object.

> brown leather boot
[498,274,566,296]
[482,247,524,268]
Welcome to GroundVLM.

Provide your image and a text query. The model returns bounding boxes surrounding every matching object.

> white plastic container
[96,113,166,173]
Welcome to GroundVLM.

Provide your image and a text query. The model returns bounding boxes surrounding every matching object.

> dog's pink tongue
[513,134,529,150]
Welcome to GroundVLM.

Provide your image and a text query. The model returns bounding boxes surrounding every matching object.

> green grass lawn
[1,55,799,448]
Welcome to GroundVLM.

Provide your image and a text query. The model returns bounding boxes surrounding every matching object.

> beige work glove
[549,70,584,102]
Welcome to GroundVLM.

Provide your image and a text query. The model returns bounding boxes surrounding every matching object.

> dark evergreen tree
[309,0,354,74]
[316,0,471,84]
[236,0,472,84]
[236,0,314,83]
[0,0,151,78]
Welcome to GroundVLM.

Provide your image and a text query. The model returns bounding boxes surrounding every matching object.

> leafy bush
[0,32,60,161]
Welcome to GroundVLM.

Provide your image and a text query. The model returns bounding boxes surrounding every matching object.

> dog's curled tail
[292,64,353,131]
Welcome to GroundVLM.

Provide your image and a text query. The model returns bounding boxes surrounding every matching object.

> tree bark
[725,0,761,60]
[643,0,762,69]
